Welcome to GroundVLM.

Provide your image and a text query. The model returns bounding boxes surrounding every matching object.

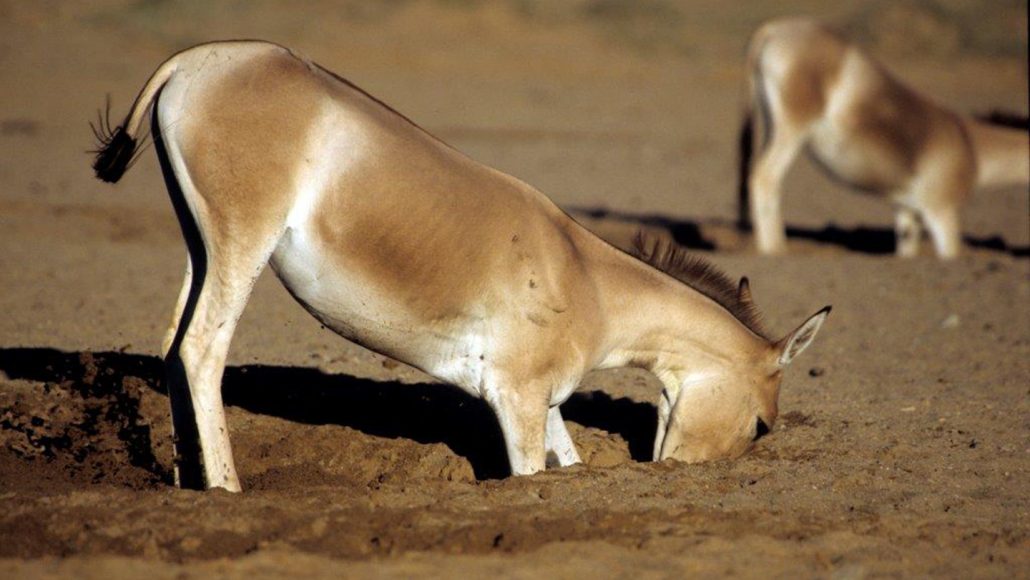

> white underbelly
[270,226,488,396]
[809,122,914,194]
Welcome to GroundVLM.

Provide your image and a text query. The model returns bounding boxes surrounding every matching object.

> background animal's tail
[91,55,181,183]
[737,107,754,231]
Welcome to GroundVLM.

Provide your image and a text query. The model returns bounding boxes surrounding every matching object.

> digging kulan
[93,41,829,491]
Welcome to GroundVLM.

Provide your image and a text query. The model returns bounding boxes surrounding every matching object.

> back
[758,19,947,192]
[160,41,589,327]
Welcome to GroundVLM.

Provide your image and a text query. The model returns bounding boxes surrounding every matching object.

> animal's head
[628,234,830,464]
[654,289,830,463]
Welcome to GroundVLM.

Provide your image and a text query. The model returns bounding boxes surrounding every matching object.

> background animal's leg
[545,406,581,468]
[894,207,922,258]
[485,382,548,476]
[749,124,805,254]
[922,205,962,259]
[161,254,192,358]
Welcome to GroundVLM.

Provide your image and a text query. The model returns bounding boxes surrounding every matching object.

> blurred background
[0,0,1027,353]
[2,0,1026,219]
[2,5,1029,575]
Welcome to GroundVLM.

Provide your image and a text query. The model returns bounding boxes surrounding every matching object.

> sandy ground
[1,1,1028,577]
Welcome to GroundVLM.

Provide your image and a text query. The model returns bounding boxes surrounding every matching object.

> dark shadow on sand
[568,206,1029,257]
[570,207,716,250]
[0,347,657,481]
[785,223,1029,257]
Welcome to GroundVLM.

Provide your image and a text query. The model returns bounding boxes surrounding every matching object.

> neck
[964,117,1030,190]
[577,237,767,381]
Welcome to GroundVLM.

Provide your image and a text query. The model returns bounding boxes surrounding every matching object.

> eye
[753,418,770,441]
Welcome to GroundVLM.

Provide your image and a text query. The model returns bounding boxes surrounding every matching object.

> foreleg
[545,406,581,468]
[894,206,922,258]
[485,379,549,476]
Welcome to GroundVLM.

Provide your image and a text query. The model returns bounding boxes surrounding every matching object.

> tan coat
[741,17,1029,258]
[94,41,829,491]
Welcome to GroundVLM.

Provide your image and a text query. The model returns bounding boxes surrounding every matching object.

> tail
[737,107,754,231]
[91,55,181,183]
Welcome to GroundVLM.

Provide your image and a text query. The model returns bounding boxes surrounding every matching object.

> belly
[807,120,913,194]
[269,226,489,395]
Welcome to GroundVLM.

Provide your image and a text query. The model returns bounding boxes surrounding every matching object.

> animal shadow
[786,224,1029,257]
[571,206,715,250]
[569,206,1028,257]
[0,347,657,480]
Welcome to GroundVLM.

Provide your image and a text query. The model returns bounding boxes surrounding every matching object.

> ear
[738,277,753,304]
[775,306,831,367]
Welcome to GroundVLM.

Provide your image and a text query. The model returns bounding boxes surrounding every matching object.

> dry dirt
[1,1,1028,578]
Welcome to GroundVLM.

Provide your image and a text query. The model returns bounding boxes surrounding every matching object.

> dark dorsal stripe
[631,232,768,339]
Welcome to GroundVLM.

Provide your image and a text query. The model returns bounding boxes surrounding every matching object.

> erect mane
[631,232,768,339]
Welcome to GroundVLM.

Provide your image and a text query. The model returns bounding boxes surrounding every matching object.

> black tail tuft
[90,96,138,183]
[92,126,137,183]
[736,109,753,232]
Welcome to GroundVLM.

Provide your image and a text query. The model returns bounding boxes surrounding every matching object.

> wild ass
[738,17,1030,258]
[93,41,830,492]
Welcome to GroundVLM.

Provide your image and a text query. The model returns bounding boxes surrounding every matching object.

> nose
[753,417,771,441]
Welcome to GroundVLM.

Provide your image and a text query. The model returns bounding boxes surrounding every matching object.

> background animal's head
[654,306,830,463]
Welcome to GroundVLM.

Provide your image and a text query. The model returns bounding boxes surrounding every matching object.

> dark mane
[631,232,768,339]
[977,109,1030,131]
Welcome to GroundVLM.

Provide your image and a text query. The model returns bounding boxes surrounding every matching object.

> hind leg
[165,242,275,491]
[923,205,962,259]
[894,207,922,258]
[156,126,284,491]
[749,123,806,254]
[910,171,967,260]
[161,254,192,358]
